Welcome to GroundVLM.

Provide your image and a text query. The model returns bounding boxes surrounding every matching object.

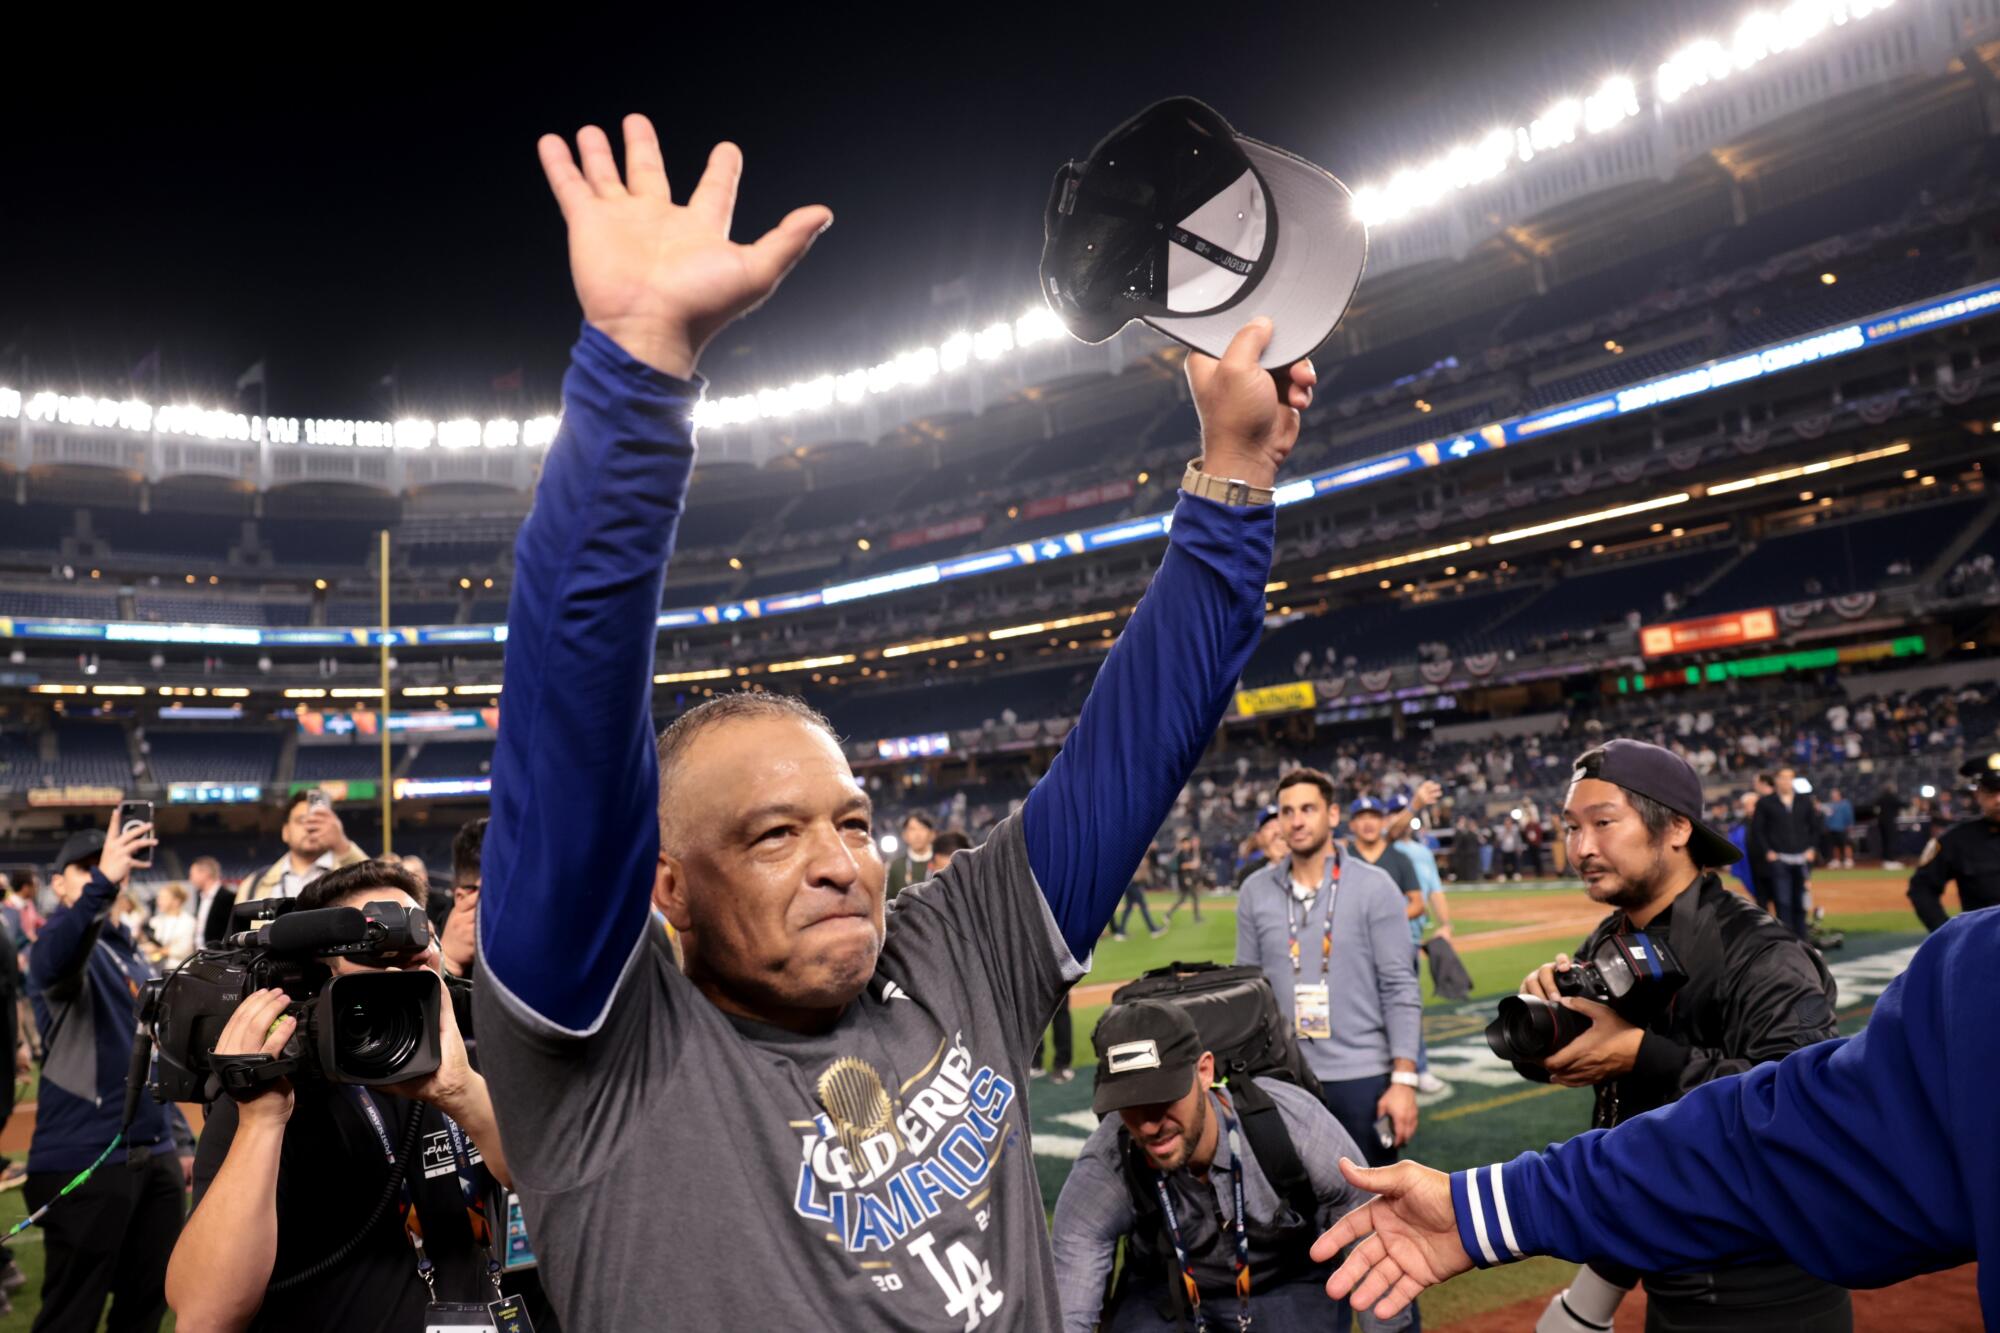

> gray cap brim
[1144,138,1368,371]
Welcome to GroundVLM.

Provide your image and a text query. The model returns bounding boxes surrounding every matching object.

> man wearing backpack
[1052,1001,1409,1331]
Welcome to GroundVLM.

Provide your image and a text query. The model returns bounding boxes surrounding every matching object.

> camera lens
[333,996,423,1081]
[1485,994,1594,1064]
[316,972,436,1083]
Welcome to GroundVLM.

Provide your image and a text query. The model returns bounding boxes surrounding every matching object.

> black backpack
[1106,963,1323,1260]
[1109,961,1322,1101]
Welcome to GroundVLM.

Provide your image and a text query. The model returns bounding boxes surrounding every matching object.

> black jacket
[1573,874,1844,1310]
[1907,814,2000,930]
[1578,873,1838,1131]
[1751,791,1822,857]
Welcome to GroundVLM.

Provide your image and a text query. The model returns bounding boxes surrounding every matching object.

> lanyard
[1284,847,1340,981]
[1152,1110,1251,1333]
[346,1089,502,1302]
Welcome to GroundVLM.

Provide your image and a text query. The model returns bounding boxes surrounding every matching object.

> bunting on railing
[1856,393,1902,425]
[1936,371,1984,405]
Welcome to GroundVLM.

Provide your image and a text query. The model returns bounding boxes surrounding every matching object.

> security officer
[1906,752,2000,932]
[1517,740,1850,1331]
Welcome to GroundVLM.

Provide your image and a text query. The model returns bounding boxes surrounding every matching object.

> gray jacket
[1236,849,1422,1081]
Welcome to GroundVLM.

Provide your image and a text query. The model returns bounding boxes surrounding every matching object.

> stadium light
[1657,1,1896,104]
[881,634,971,659]
[1317,541,1474,583]
[1486,493,1691,545]
[1351,0,1896,230]
[986,610,1117,641]
[654,667,734,684]
[767,653,856,673]
[1703,441,1910,495]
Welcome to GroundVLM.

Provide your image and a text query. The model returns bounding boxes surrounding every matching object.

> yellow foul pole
[379,529,393,856]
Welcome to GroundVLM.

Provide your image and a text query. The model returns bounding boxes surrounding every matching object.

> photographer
[167,861,512,1333]
[244,790,369,902]
[1513,741,1847,1331]
[26,816,193,1333]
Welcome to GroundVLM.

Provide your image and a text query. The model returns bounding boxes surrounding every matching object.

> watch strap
[1182,459,1274,508]
[1389,1071,1422,1089]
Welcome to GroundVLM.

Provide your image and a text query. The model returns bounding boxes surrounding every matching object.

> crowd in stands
[942,674,2000,893]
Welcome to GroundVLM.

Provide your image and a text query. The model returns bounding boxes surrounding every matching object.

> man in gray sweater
[1237,767,1423,1167]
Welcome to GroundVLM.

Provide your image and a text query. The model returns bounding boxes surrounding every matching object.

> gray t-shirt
[475,813,1083,1331]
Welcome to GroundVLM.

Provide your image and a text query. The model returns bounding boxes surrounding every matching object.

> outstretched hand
[539,114,833,379]
[1185,317,1315,489]
[1312,1157,1473,1320]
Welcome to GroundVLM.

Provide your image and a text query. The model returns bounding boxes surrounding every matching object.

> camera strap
[347,1087,438,1300]
[347,1088,503,1302]
[1152,1106,1252,1333]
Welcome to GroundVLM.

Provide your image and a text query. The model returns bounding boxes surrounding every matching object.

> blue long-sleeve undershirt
[480,324,1274,1029]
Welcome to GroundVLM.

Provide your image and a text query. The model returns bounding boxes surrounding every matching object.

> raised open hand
[539,114,833,379]
[1312,1157,1473,1320]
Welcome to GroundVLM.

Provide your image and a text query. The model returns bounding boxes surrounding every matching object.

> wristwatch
[1389,1071,1422,1089]
[1182,459,1274,507]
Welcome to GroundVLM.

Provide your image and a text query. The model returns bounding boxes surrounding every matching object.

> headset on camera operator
[164,861,515,1333]
[1487,740,1847,1333]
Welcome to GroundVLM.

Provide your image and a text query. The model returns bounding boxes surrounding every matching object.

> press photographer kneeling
[160,861,514,1333]
[1486,741,1849,1333]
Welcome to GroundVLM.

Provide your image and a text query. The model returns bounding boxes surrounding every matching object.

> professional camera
[142,900,443,1104]
[1485,932,1687,1082]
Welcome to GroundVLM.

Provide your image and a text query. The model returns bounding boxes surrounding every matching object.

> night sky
[2,2,1734,421]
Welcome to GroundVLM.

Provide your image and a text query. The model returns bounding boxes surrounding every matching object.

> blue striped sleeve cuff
[1450,1163,1531,1268]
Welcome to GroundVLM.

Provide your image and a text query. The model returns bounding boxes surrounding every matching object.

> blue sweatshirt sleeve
[28,869,117,998]
[1023,494,1274,960]
[1448,911,1990,1292]
[478,324,700,1033]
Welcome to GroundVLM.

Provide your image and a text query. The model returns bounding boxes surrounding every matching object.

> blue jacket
[1726,822,1754,894]
[479,324,1274,1029]
[1450,907,2000,1325]
[27,869,176,1172]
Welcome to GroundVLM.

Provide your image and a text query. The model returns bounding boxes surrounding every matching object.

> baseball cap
[1348,795,1387,816]
[1040,97,1368,370]
[1091,1000,1205,1117]
[1960,752,2000,793]
[1571,739,1739,868]
[1255,805,1280,829]
[51,829,105,875]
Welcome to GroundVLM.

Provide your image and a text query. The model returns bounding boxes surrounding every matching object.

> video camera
[141,898,442,1104]
[1485,932,1686,1083]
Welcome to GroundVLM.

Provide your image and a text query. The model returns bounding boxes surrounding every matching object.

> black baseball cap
[1571,739,1739,868]
[1091,1000,1204,1117]
[1960,753,2000,793]
[51,829,105,875]
[1041,97,1368,370]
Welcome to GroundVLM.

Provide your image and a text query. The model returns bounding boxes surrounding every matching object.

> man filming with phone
[1487,741,1848,1332]
[26,810,192,1333]
[245,789,370,903]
